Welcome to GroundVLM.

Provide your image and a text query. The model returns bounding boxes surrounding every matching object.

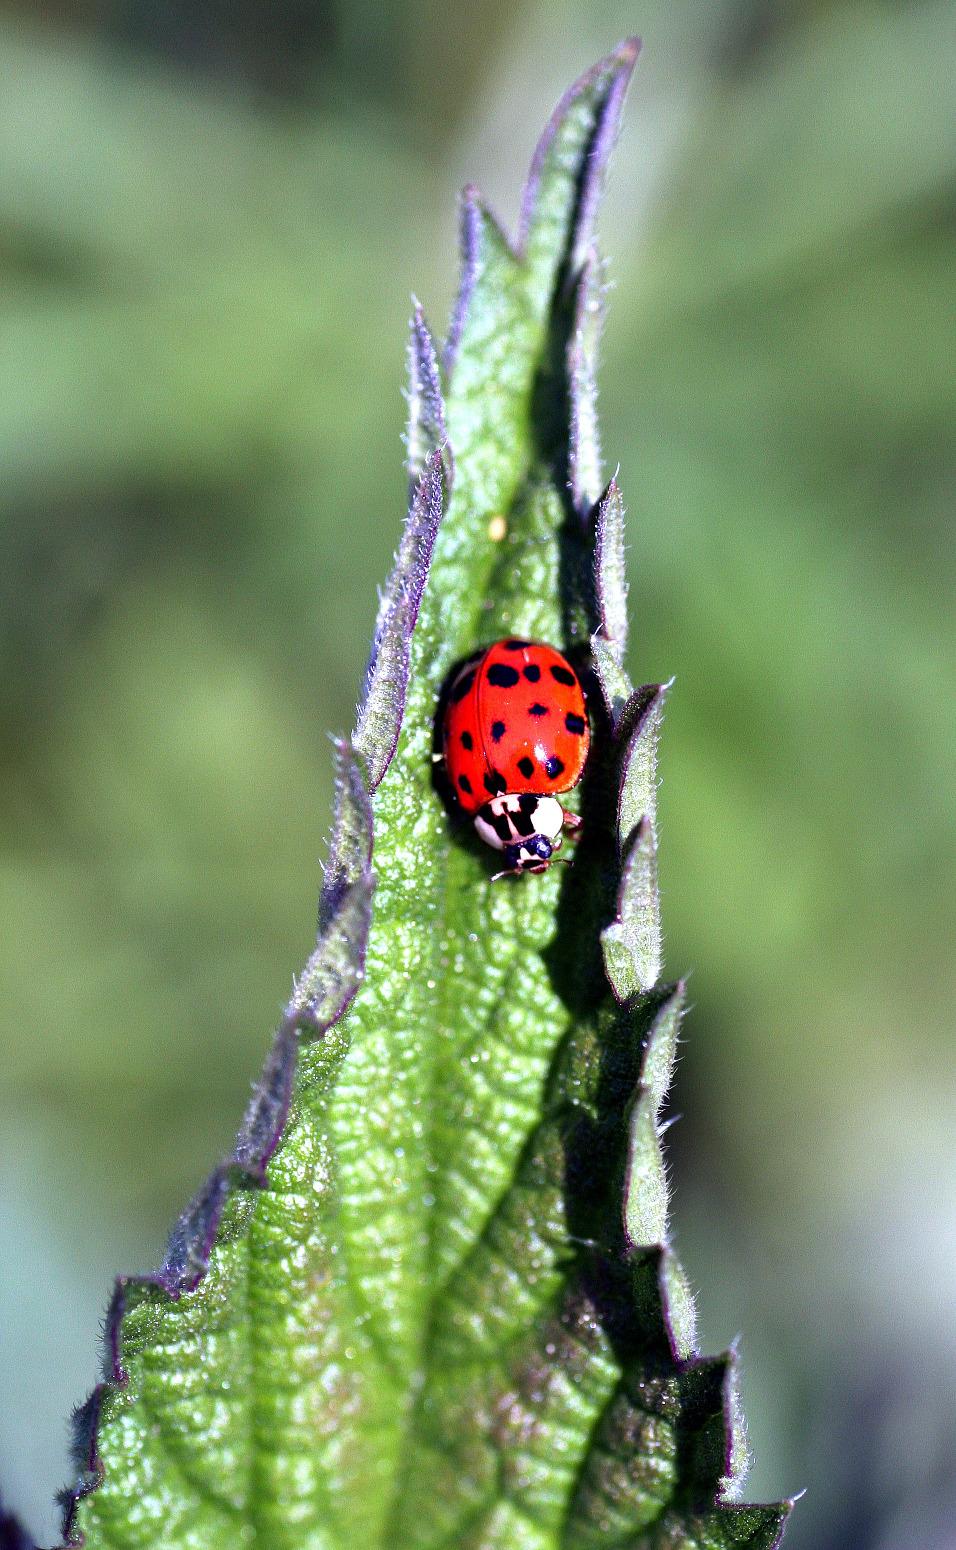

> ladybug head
[504,833,554,873]
[474,794,568,880]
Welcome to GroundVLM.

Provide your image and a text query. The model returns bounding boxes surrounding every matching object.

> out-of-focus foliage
[0,3,953,1548]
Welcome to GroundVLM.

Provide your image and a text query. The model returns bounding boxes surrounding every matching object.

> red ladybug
[441,638,589,876]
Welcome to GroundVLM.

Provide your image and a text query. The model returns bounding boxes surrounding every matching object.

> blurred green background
[0,2,953,1545]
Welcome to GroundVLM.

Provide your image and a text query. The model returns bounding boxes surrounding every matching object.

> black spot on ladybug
[513,807,536,837]
[517,756,535,779]
[503,638,529,652]
[528,703,548,717]
[545,755,565,780]
[522,664,541,682]
[484,769,507,795]
[451,668,476,702]
[565,712,586,735]
[518,794,539,815]
[460,730,474,751]
[491,812,514,842]
[550,664,576,686]
[458,773,473,795]
[490,720,506,743]
[487,664,520,688]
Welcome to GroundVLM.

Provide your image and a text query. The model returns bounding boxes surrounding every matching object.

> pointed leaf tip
[617,679,669,855]
[720,1347,753,1501]
[443,183,517,375]
[406,302,451,487]
[354,448,444,787]
[443,186,484,373]
[519,38,641,301]
[593,476,629,656]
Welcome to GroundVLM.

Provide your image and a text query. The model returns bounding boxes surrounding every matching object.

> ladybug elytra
[440,639,590,877]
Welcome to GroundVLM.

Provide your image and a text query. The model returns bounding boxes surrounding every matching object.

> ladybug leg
[530,856,573,875]
[491,854,574,882]
[562,809,583,840]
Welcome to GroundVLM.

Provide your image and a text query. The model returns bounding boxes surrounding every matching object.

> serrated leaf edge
[52,45,796,1548]
[593,478,629,661]
[354,442,447,789]
[58,354,447,1542]
[442,183,515,373]
[615,994,793,1534]
[445,40,639,376]
[58,743,379,1545]
[595,474,791,1531]
[405,301,453,490]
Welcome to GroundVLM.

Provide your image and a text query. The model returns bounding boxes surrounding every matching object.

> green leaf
[60,42,791,1550]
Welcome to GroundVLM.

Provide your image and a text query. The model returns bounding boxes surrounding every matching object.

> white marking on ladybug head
[528,796,564,843]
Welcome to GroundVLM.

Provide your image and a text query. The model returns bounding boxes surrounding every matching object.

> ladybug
[441,638,590,876]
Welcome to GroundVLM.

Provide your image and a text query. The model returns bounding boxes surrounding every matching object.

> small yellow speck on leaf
[487,514,507,542]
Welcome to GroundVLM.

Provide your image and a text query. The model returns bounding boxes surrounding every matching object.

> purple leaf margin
[354,443,446,789]
[57,315,450,1547]
[45,41,796,1549]
[58,741,377,1544]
